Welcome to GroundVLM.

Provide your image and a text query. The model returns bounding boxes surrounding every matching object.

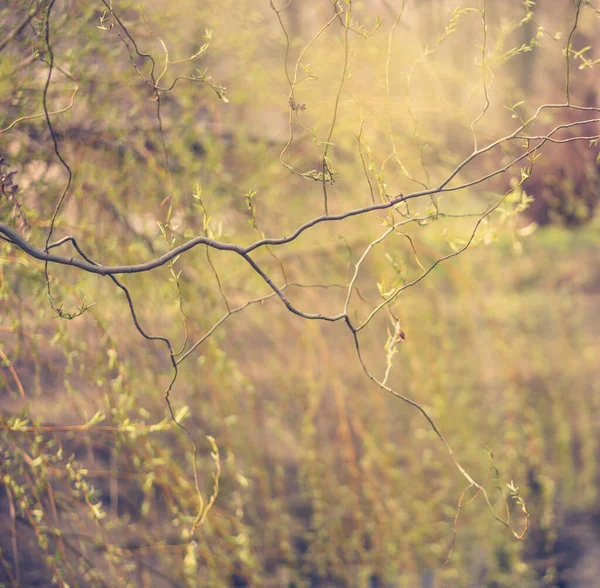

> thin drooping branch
[42,233,205,530]
[176,281,346,365]
[344,192,530,540]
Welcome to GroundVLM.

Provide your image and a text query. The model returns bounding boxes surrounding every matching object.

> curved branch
[1,106,597,278]
[0,224,241,275]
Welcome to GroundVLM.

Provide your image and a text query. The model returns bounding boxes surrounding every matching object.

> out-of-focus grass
[3,213,600,585]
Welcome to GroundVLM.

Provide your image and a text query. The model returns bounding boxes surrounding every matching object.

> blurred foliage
[1,0,599,586]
